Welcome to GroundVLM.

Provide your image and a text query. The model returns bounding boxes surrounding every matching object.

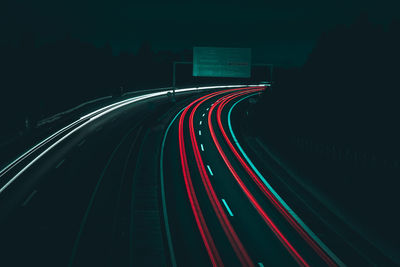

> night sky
[1,0,398,66]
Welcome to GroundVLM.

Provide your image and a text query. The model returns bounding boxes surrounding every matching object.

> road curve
[162,86,347,266]
[0,84,385,266]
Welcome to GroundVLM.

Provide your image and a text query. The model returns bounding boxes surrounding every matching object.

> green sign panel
[193,47,251,78]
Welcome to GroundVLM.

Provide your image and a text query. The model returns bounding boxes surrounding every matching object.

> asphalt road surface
[0,85,394,267]
[162,87,349,267]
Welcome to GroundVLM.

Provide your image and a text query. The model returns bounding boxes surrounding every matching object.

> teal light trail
[228,93,345,267]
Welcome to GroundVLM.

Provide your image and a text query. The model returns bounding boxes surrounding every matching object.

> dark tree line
[253,15,400,161]
[0,34,267,140]
[0,36,192,139]
[246,17,400,260]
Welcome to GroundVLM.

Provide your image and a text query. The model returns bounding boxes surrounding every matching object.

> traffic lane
[192,92,298,266]
[193,92,328,266]
[221,94,383,266]
[0,117,90,190]
[0,86,244,185]
[68,124,144,267]
[67,94,205,267]
[163,89,250,267]
[167,89,261,267]
[0,95,174,267]
[217,92,343,266]
[183,90,251,267]
[0,88,198,195]
[0,120,137,267]
[185,90,269,267]
[168,90,258,266]
[164,118,215,267]
[72,96,183,267]
[163,102,214,267]
[0,94,169,221]
[208,91,332,266]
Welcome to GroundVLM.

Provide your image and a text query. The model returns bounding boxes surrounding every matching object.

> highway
[0,85,387,266]
[0,86,231,266]
[162,87,348,267]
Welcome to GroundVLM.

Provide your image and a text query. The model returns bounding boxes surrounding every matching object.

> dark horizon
[2,0,399,67]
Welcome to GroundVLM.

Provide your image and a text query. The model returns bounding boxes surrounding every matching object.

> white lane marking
[198,130,202,136]
[202,113,205,117]
[55,159,65,169]
[221,199,234,217]
[206,108,209,111]
[258,263,265,267]
[200,144,204,151]
[199,120,202,125]
[206,165,213,176]
[21,190,37,207]
[78,139,86,147]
